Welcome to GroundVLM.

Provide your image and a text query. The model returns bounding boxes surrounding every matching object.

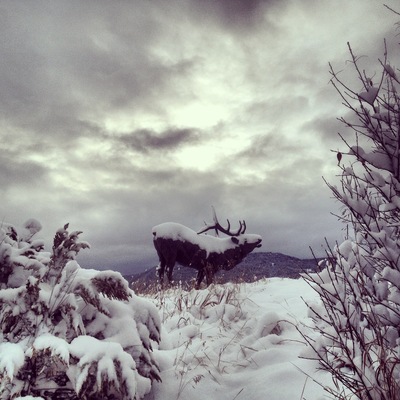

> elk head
[197,207,262,248]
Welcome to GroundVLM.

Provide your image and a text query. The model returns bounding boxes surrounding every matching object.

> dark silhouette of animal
[152,212,262,288]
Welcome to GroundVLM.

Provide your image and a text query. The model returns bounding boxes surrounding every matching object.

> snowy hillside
[143,278,335,400]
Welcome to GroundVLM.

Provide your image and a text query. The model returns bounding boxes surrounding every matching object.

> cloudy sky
[1,1,399,274]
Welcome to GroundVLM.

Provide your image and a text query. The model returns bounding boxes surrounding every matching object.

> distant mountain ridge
[127,252,320,292]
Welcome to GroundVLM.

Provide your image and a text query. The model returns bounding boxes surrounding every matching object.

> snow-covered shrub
[302,38,400,399]
[0,221,161,399]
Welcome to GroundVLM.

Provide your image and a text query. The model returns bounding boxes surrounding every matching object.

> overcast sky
[1,1,399,274]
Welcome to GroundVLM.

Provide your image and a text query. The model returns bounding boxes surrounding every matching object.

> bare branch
[384,4,400,16]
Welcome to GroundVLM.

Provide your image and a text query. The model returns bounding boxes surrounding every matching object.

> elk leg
[195,269,204,290]
[204,263,214,286]
[165,258,176,286]
[166,265,174,285]
[156,259,166,287]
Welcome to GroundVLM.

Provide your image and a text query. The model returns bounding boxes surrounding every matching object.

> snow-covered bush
[0,221,161,399]
[302,38,400,399]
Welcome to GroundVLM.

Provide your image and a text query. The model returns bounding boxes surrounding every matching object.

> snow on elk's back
[152,222,262,255]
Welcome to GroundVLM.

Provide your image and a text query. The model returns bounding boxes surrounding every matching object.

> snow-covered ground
[144,278,333,400]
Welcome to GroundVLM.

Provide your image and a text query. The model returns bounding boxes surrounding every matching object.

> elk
[152,210,262,288]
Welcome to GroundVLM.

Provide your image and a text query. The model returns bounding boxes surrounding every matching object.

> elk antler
[197,207,246,236]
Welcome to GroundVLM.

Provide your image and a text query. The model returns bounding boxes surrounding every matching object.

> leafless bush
[301,35,400,400]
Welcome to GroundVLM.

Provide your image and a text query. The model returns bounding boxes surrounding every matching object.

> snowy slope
[143,278,333,400]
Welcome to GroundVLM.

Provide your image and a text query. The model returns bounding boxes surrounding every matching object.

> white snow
[69,335,139,398]
[21,218,42,239]
[152,222,262,255]
[144,278,333,400]
[384,64,398,81]
[27,334,70,365]
[0,342,25,381]
[358,86,379,105]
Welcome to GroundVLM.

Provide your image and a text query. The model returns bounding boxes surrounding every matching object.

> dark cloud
[0,0,198,142]
[302,113,353,147]
[118,128,201,154]
[0,152,46,189]
[236,133,300,163]
[187,0,285,33]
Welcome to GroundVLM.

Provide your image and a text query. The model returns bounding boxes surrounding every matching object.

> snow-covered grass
[141,278,334,400]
